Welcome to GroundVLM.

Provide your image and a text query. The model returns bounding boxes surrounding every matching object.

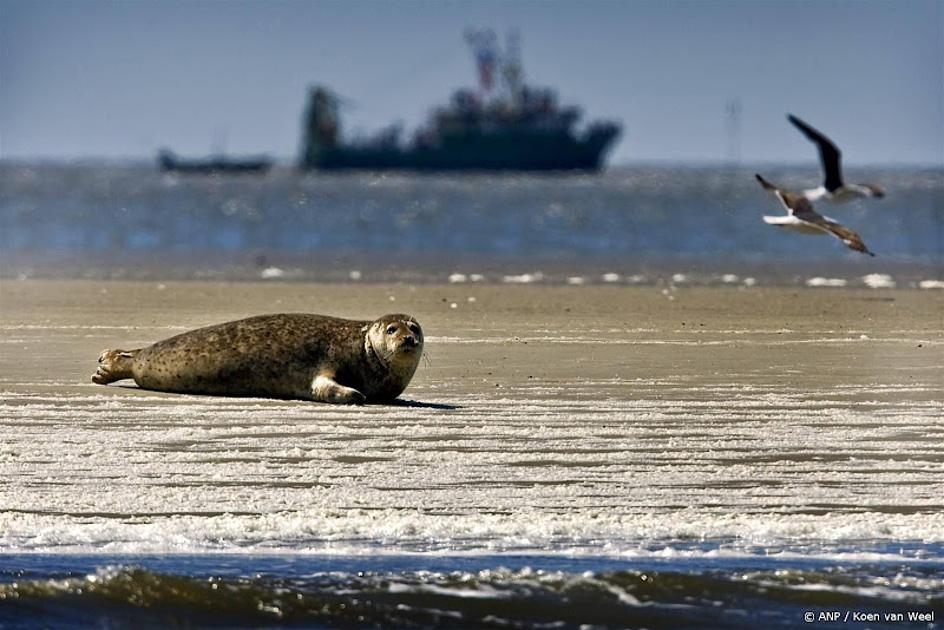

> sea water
[1,163,941,283]
[1,553,940,628]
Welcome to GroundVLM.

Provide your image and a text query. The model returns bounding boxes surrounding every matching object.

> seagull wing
[804,213,875,256]
[788,114,844,192]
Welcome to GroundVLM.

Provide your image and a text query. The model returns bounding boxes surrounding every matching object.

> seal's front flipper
[312,374,366,405]
[92,349,137,385]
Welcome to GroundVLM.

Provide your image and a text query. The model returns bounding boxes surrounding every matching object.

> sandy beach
[1,278,942,554]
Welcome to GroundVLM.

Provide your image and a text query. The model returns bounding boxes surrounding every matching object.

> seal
[91,313,424,404]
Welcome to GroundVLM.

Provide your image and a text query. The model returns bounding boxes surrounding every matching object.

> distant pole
[725,98,742,166]
[212,126,228,157]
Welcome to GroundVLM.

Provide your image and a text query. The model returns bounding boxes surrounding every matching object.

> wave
[1,562,941,629]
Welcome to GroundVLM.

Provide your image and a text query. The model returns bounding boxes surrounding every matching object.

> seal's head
[366,314,424,371]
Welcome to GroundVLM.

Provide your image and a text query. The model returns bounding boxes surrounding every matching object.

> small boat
[157,149,273,175]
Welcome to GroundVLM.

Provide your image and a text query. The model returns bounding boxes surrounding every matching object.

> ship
[157,148,273,175]
[299,30,621,172]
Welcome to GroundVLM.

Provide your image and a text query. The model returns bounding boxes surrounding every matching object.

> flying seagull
[756,174,875,256]
[787,114,885,202]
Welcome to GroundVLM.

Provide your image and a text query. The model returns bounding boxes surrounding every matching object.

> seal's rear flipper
[92,349,137,385]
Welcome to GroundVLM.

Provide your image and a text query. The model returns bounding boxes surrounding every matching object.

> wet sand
[1,279,942,553]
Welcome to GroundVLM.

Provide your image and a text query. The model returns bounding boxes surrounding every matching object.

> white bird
[788,114,885,202]
[756,174,875,256]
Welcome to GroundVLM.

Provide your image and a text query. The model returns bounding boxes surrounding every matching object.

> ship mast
[465,27,527,106]
[464,28,498,99]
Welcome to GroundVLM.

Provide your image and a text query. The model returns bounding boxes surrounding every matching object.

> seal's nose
[403,335,417,347]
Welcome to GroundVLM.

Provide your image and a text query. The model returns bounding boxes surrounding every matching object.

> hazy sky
[1,0,942,165]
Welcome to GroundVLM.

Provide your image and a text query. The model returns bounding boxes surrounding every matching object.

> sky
[1,0,942,165]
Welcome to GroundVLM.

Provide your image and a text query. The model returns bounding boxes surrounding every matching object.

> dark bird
[756,174,875,256]
[787,114,885,202]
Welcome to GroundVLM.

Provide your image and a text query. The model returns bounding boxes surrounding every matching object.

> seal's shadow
[102,384,460,409]
[391,399,461,410]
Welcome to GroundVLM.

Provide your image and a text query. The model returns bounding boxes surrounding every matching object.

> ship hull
[307,130,619,172]
[160,160,272,175]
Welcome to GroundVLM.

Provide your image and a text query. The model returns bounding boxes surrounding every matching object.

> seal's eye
[408,323,421,336]
[386,324,398,335]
